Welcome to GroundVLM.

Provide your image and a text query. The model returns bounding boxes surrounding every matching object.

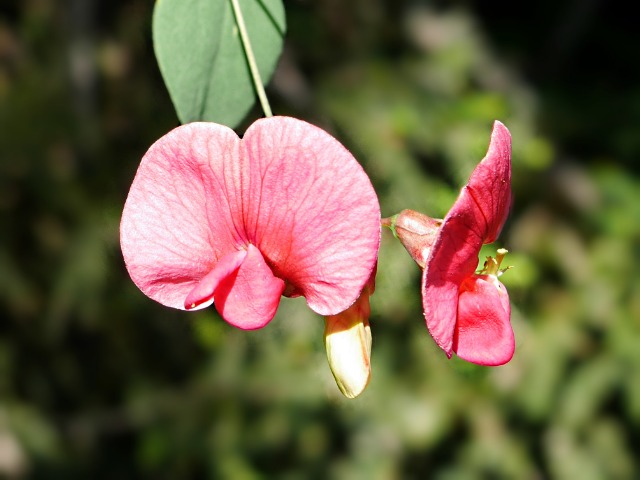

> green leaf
[152,0,286,128]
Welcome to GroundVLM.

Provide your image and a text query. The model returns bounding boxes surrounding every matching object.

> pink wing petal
[453,275,514,366]
[240,117,381,316]
[422,188,485,356]
[213,244,285,330]
[120,123,243,309]
[465,121,512,244]
[184,249,248,310]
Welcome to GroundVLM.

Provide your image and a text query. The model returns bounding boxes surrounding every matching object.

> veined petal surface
[241,117,381,316]
[121,117,380,325]
[121,123,241,310]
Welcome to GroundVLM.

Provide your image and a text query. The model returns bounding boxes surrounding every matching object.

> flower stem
[229,0,273,117]
[380,215,395,229]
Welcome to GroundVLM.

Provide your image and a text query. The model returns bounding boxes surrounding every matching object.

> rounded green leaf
[153,0,286,128]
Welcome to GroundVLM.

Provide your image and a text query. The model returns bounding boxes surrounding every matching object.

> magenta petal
[214,244,285,330]
[120,123,242,310]
[422,187,485,356]
[422,121,512,357]
[466,121,512,243]
[240,117,381,316]
[184,249,248,310]
[453,275,514,366]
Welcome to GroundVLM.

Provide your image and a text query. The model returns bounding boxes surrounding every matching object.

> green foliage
[152,0,285,128]
[2,1,640,479]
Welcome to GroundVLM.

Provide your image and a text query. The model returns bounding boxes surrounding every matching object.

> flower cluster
[121,117,380,328]
[120,117,513,397]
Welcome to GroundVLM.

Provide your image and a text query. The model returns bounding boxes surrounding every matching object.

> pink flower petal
[453,275,513,366]
[240,117,381,316]
[465,121,512,243]
[421,189,484,356]
[184,249,248,310]
[120,123,242,310]
[213,244,285,330]
[422,121,512,356]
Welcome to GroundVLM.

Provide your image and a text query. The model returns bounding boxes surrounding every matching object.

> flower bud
[386,209,441,268]
[323,275,375,398]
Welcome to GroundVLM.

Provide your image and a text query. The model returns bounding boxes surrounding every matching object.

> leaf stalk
[229,0,273,118]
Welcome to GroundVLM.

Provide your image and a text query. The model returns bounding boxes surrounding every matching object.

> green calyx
[381,214,400,238]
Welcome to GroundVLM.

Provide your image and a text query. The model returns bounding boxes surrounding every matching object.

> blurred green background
[2,0,640,478]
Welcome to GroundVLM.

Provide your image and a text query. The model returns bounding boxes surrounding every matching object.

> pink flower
[388,121,513,366]
[120,117,381,330]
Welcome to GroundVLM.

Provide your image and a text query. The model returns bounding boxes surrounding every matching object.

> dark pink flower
[120,117,381,330]
[388,121,513,366]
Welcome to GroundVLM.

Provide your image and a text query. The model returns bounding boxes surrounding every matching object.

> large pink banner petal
[121,123,242,309]
[241,117,381,316]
